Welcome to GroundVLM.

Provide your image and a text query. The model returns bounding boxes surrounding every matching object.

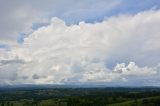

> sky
[0,0,160,86]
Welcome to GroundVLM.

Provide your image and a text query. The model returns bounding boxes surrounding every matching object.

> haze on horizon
[0,0,160,86]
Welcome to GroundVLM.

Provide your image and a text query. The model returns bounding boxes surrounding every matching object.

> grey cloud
[21,76,28,80]
[0,59,25,65]
[32,74,40,79]
[9,73,18,81]
[31,74,47,80]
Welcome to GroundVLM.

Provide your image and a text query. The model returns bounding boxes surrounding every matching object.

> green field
[108,96,160,106]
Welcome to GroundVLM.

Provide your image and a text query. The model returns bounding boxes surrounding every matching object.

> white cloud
[0,10,160,86]
[0,0,121,45]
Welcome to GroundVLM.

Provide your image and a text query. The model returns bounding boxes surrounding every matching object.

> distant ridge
[0,84,160,89]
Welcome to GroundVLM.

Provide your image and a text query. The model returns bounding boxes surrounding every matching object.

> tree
[7,101,10,106]
[1,103,4,106]
[11,103,14,106]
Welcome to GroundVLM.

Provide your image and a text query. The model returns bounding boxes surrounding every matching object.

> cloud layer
[0,10,160,86]
[1,0,160,45]
[0,0,121,45]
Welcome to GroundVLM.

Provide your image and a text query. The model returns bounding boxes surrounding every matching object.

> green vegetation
[0,87,160,106]
[108,96,160,106]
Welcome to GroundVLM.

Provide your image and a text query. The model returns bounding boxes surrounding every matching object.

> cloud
[0,0,121,45]
[0,10,160,86]
[0,59,25,66]
[1,0,160,46]
[82,62,156,82]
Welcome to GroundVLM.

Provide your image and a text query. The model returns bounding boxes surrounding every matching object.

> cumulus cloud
[1,0,159,45]
[0,0,121,45]
[0,10,160,86]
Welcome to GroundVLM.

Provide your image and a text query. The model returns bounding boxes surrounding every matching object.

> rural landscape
[1,0,160,106]
[0,86,160,106]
